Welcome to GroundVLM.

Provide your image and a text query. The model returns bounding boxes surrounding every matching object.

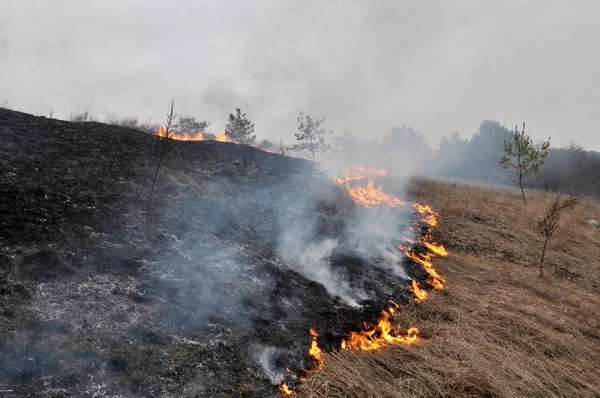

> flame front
[333,166,407,209]
[280,167,448,396]
[278,383,293,397]
[409,280,428,302]
[333,166,448,351]
[341,308,420,351]
[154,125,205,141]
[278,328,324,395]
[309,328,324,369]
[214,131,228,142]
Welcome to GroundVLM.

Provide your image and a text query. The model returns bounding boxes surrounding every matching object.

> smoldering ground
[0,109,428,396]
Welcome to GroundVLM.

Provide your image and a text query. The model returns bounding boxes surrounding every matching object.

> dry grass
[299,179,600,398]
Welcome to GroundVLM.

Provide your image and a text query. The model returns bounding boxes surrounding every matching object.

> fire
[424,241,448,257]
[155,125,168,138]
[154,125,226,143]
[278,328,324,396]
[279,168,448,396]
[154,125,205,141]
[332,166,407,209]
[332,167,449,292]
[413,203,438,227]
[152,125,283,156]
[332,172,364,185]
[409,280,428,302]
[309,328,324,369]
[399,242,446,291]
[278,383,293,397]
[340,308,420,351]
[344,179,407,209]
[214,131,228,142]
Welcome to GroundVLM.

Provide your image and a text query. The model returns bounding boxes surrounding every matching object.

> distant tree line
[333,119,600,198]
[106,103,599,197]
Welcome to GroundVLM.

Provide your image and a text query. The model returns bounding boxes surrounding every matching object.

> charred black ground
[0,109,431,397]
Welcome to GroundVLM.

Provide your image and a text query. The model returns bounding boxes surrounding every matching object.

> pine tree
[499,122,550,205]
[175,117,210,134]
[289,112,332,160]
[224,108,256,145]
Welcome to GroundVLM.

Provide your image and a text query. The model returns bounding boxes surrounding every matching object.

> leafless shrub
[35,107,54,119]
[137,121,161,134]
[537,194,578,276]
[69,109,97,123]
[106,114,160,134]
[115,116,140,128]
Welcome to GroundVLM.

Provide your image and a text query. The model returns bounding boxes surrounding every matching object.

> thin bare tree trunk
[519,172,527,205]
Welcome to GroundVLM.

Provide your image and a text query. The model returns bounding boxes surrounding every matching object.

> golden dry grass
[298,179,600,398]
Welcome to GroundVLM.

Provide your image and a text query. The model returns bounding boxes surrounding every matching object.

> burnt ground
[0,109,431,397]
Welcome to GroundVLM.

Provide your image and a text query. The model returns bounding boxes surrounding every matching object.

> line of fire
[152,126,448,397]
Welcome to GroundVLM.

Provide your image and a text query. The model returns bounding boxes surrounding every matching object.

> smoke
[0,104,427,394]
[279,232,364,307]
[252,345,284,385]
[3,1,599,148]
[275,170,413,308]
[347,207,411,279]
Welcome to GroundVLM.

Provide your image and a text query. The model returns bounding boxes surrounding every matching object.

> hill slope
[0,109,432,397]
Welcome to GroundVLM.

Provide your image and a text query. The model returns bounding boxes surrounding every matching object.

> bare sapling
[146,99,176,232]
[537,194,578,276]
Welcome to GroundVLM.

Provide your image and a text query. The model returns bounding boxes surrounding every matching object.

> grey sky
[1,0,599,149]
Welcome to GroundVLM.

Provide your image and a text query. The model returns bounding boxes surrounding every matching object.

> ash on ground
[0,109,429,397]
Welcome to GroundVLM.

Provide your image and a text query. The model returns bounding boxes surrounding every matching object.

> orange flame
[340,308,420,351]
[214,131,228,142]
[344,179,407,209]
[332,166,407,209]
[409,280,428,302]
[152,126,281,154]
[424,241,448,257]
[309,328,324,369]
[154,125,205,141]
[399,242,446,291]
[279,169,448,394]
[278,383,293,397]
[155,125,168,138]
[278,328,324,396]
[332,169,448,293]
[413,203,438,227]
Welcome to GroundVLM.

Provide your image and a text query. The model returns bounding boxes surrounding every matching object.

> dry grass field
[298,179,600,398]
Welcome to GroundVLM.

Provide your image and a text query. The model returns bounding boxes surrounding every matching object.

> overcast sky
[1,0,599,149]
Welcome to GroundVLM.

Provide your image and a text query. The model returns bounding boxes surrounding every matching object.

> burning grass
[278,169,450,395]
[297,178,600,398]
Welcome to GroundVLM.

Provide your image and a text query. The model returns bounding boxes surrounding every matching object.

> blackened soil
[0,109,430,397]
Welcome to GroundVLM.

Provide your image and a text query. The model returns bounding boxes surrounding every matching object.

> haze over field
[1,0,599,148]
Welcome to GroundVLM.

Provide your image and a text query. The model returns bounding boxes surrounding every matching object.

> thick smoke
[3,1,598,148]
[279,227,365,307]
[275,170,414,309]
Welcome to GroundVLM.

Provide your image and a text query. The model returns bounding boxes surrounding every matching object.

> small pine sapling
[499,122,550,205]
[289,112,332,160]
